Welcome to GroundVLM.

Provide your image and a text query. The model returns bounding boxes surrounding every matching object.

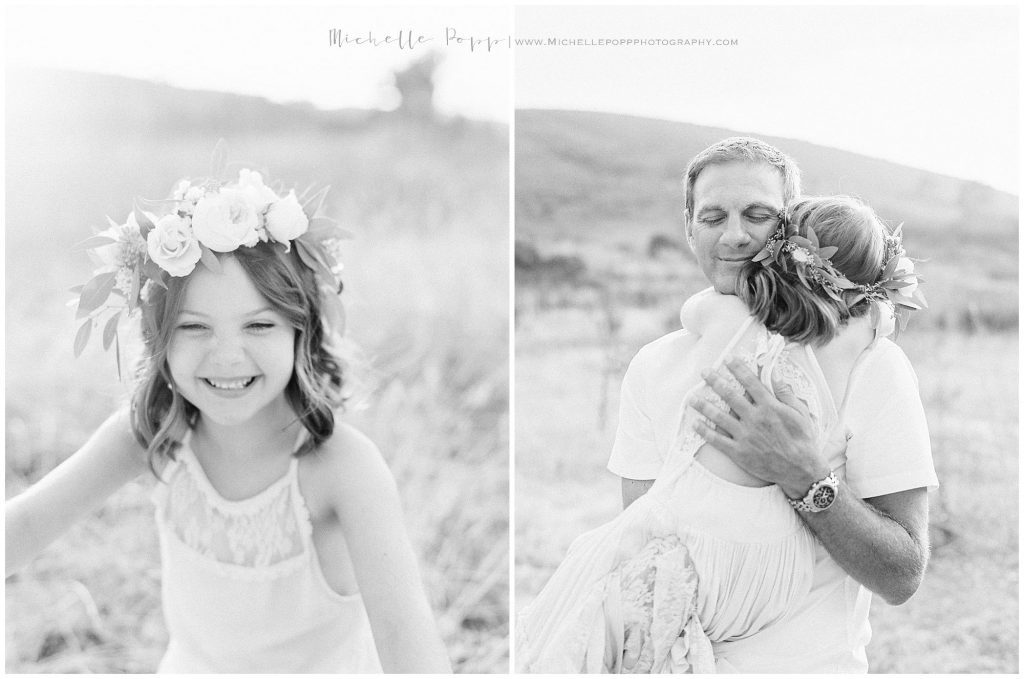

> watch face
[812,485,837,509]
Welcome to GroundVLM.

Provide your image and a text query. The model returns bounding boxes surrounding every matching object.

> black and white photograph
[5,4,509,673]
[5,1,1021,676]
[514,4,1017,673]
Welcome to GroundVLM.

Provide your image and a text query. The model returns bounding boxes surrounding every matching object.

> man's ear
[683,212,696,254]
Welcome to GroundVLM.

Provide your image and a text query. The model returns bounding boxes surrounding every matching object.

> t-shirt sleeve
[607,349,662,480]
[844,343,939,498]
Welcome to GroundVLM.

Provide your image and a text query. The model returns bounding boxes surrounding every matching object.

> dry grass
[6,119,509,672]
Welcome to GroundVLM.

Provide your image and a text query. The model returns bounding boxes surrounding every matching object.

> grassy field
[5,81,509,671]
[514,111,1018,674]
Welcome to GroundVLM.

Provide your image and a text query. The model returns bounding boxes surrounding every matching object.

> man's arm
[691,358,930,605]
[621,478,655,510]
[799,484,929,604]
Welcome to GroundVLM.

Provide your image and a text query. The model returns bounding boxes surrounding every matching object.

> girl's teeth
[206,377,254,390]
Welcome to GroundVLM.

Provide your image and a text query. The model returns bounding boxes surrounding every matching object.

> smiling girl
[5,167,451,673]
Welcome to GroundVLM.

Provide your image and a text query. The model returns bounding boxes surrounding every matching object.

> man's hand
[689,357,831,498]
[688,356,929,606]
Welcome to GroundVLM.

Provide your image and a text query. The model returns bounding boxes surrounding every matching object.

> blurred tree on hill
[393,53,440,121]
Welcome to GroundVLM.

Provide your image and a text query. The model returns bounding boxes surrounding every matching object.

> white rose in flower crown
[265,190,309,244]
[148,214,202,276]
[191,188,260,252]
[237,169,279,211]
[895,256,918,297]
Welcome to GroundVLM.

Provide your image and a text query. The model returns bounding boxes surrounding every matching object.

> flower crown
[751,209,927,337]
[72,152,349,375]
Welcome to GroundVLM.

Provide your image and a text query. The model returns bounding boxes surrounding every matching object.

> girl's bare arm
[321,424,452,673]
[6,407,149,576]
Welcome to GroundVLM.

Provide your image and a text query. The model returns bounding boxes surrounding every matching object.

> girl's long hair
[130,241,348,476]
[736,195,888,346]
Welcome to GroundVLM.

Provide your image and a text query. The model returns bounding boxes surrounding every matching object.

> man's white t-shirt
[608,324,938,673]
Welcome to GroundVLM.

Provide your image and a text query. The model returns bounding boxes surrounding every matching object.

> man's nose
[720,214,752,247]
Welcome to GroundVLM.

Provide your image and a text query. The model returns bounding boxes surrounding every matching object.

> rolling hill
[515,108,1017,243]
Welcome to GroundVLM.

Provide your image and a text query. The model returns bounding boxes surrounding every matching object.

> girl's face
[167,256,296,429]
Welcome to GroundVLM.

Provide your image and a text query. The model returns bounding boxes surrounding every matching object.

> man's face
[686,161,786,295]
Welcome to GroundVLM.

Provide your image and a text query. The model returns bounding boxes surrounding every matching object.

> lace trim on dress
[153,444,314,581]
[663,328,787,484]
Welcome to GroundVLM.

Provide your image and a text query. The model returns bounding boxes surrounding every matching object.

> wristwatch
[787,471,839,512]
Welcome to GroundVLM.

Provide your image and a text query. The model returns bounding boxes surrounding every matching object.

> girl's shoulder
[679,287,751,338]
[297,422,397,519]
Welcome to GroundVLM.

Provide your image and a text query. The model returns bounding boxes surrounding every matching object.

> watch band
[787,471,839,513]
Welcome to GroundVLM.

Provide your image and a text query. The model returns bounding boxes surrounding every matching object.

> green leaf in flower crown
[115,331,123,381]
[199,246,222,274]
[883,279,913,289]
[127,267,141,312]
[74,319,93,357]
[869,300,880,328]
[295,239,336,285]
[294,238,319,270]
[897,309,910,332]
[134,207,155,239]
[817,245,838,260]
[914,289,928,308]
[752,248,771,263]
[833,277,859,290]
[76,271,118,318]
[210,139,228,180]
[142,259,169,289]
[881,253,900,280]
[806,225,819,249]
[307,217,353,242]
[71,235,118,251]
[300,185,331,220]
[789,236,813,250]
[847,292,866,307]
[322,293,346,336]
[102,311,121,350]
[797,268,809,289]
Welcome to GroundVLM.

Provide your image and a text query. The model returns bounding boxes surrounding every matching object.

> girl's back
[516,290,845,672]
[653,290,831,640]
[656,289,874,648]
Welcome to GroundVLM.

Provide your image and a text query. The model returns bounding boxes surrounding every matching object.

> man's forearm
[798,483,929,605]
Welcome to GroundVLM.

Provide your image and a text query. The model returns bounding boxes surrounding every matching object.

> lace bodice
[159,442,308,577]
[151,431,382,673]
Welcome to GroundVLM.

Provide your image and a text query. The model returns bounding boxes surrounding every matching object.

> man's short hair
[683,137,802,220]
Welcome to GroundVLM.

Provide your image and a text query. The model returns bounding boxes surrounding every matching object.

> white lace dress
[516,290,835,673]
[151,431,382,673]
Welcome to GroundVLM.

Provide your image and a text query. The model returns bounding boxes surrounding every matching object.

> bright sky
[4,4,1019,192]
[5,4,511,123]
[516,4,1019,193]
